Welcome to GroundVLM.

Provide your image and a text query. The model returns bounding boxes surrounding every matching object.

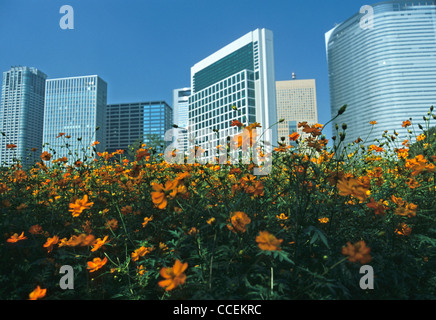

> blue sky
[0,0,377,140]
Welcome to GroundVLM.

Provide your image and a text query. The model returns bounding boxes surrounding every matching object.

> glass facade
[106,101,172,153]
[326,0,436,147]
[189,28,277,159]
[0,66,47,167]
[42,75,107,162]
[193,43,254,92]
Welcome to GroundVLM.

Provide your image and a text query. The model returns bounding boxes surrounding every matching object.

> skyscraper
[106,101,173,153]
[42,75,107,162]
[188,28,278,160]
[0,66,47,167]
[172,88,191,153]
[276,77,318,144]
[325,0,436,147]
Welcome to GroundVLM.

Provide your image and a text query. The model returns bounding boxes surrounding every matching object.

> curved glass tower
[325,1,436,147]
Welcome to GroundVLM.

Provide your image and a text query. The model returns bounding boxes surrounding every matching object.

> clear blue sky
[0,0,379,140]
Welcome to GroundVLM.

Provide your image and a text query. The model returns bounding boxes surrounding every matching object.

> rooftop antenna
[292,72,296,80]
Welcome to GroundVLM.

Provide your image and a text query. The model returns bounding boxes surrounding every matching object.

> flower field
[1,107,435,300]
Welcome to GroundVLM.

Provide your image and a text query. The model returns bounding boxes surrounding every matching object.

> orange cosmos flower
[40,151,52,161]
[69,194,94,217]
[289,132,300,141]
[395,223,412,236]
[7,232,27,243]
[29,224,43,235]
[131,246,153,262]
[402,120,412,128]
[6,144,17,149]
[43,236,59,253]
[342,241,371,264]
[158,259,188,291]
[337,176,370,202]
[366,198,388,216]
[29,285,46,300]
[91,141,100,146]
[231,119,244,128]
[256,231,283,251]
[151,180,179,210]
[227,211,251,233]
[142,216,153,228]
[417,134,426,142]
[105,218,118,230]
[369,121,377,125]
[87,257,108,272]
[91,236,109,252]
[56,132,65,138]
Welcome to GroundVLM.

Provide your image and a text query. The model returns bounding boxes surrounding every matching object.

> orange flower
[240,175,264,196]
[151,180,178,210]
[87,257,108,272]
[402,120,412,128]
[227,211,251,233]
[91,236,109,252]
[158,259,188,291]
[6,144,17,149]
[7,232,27,243]
[395,223,412,236]
[342,241,371,264]
[417,134,426,142]
[29,285,46,300]
[289,132,300,141]
[368,144,384,153]
[105,218,118,230]
[91,141,100,146]
[120,205,133,215]
[142,216,153,228]
[337,176,370,202]
[395,202,417,218]
[43,236,59,253]
[69,195,94,217]
[56,132,65,138]
[131,246,153,262]
[256,231,283,251]
[366,198,387,216]
[369,121,377,125]
[29,224,43,235]
[231,119,244,128]
[40,151,52,161]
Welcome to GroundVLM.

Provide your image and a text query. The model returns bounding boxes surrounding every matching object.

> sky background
[0,0,378,140]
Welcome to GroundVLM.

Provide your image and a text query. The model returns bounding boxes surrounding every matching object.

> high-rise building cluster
[3,0,434,166]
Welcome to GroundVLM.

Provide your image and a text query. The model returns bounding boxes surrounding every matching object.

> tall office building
[42,75,107,162]
[325,0,436,147]
[0,66,47,167]
[172,88,191,153]
[188,28,278,159]
[106,101,172,153]
[276,76,318,144]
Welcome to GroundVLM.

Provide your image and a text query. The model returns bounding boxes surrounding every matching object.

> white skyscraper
[172,87,191,153]
[42,75,107,163]
[0,66,47,167]
[187,28,278,160]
